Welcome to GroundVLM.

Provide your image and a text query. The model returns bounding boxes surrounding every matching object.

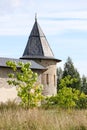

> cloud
[0,0,37,15]
[0,0,87,36]
[11,0,21,7]
[0,14,34,35]
[0,13,87,36]
[0,0,87,15]
[41,10,87,20]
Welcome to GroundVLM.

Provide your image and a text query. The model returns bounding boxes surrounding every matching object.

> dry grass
[0,106,87,130]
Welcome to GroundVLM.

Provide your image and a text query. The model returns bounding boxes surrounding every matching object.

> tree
[63,57,81,90]
[6,61,43,108]
[81,75,87,94]
[45,75,87,109]
[59,75,78,89]
[55,87,79,108]
[57,67,63,92]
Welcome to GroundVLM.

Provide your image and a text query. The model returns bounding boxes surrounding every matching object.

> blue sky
[0,0,87,76]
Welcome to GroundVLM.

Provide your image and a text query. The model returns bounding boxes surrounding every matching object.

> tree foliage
[43,57,87,109]
[59,75,78,89]
[57,75,79,108]
[45,75,87,109]
[57,67,63,91]
[6,61,43,108]
[81,75,87,94]
[58,57,81,90]
[63,57,75,78]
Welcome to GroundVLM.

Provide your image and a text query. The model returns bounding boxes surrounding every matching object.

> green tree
[55,87,79,108]
[81,75,87,94]
[6,61,43,108]
[57,75,87,109]
[45,76,79,108]
[63,57,81,90]
[59,75,78,89]
[44,75,87,109]
[57,67,63,92]
[45,87,80,109]
[56,75,79,108]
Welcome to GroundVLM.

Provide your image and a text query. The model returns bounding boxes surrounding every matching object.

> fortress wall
[0,67,42,103]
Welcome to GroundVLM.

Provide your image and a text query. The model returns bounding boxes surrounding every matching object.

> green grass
[0,102,87,130]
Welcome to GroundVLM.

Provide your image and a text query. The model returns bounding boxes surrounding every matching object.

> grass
[0,102,87,130]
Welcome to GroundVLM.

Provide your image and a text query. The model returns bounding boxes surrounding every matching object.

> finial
[35,13,37,22]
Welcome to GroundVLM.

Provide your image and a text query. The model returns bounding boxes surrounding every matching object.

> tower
[21,17,61,95]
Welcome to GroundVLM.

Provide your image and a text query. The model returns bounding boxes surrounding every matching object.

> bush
[43,88,87,109]
[76,93,87,109]
[43,88,79,109]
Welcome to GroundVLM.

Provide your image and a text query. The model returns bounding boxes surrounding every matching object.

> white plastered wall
[0,78,18,103]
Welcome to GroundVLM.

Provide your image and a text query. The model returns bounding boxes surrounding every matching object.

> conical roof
[21,18,61,62]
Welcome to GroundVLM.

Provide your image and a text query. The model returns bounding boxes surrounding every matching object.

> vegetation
[44,75,87,109]
[6,59,87,109]
[57,67,63,91]
[56,57,87,109]
[81,75,87,94]
[0,102,87,130]
[63,57,81,90]
[57,57,87,93]
[6,61,43,108]
[0,58,86,129]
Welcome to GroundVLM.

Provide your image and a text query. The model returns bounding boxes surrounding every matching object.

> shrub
[45,87,79,109]
[76,93,87,109]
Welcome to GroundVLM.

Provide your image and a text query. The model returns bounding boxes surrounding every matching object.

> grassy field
[0,103,87,130]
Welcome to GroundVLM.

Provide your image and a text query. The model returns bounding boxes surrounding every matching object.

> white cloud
[0,0,87,16]
[0,14,34,35]
[0,0,87,35]
[0,13,87,36]
[42,11,87,19]
[11,0,21,7]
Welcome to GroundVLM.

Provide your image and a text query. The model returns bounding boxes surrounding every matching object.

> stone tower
[21,17,61,96]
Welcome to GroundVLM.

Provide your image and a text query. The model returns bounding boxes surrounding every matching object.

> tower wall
[34,59,57,96]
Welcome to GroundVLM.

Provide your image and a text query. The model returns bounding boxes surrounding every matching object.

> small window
[46,74,49,85]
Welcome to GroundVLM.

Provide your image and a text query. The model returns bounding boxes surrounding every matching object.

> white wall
[0,87,17,103]
[0,78,18,103]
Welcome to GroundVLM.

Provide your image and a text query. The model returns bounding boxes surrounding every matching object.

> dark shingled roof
[0,57,45,70]
[22,18,55,59]
[21,18,61,62]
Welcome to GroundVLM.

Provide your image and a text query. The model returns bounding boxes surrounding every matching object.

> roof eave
[20,56,62,63]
